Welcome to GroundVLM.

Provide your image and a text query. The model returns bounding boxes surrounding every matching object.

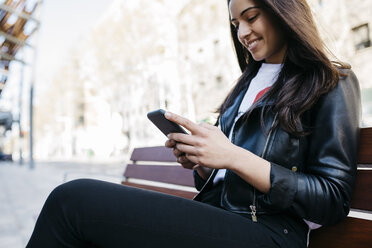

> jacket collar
[219,88,275,135]
[219,88,246,135]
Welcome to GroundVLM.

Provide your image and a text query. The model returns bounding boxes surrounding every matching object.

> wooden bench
[122,127,372,247]
[122,146,197,199]
[309,127,372,247]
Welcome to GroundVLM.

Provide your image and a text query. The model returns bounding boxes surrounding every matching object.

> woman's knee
[46,179,97,208]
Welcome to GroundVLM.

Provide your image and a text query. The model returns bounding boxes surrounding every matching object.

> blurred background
[0,0,371,247]
[1,0,372,164]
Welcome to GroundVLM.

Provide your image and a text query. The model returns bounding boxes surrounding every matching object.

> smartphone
[147,109,188,136]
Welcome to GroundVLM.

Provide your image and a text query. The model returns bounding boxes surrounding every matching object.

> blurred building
[0,0,41,162]
[309,0,372,124]
[34,0,372,160]
[0,0,39,94]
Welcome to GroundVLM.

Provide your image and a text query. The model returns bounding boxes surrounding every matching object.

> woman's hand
[165,138,197,169]
[164,111,271,192]
[165,132,212,180]
[164,112,236,170]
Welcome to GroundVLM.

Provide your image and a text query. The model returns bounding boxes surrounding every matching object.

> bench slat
[351,169,372,211]
[309,217,372,248]
[124,164,194,187]
[122,181,196,199]
[130,146,177,162]
[358,127,372,164]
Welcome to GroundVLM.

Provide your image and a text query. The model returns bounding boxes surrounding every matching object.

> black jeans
[26,179,308,248]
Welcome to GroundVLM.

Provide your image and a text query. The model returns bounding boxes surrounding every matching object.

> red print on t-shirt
[253,86,271,104]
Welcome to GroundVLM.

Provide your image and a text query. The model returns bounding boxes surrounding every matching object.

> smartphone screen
[147,109,188,136]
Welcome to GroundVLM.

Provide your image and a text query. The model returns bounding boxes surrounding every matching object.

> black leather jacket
[193,70,361,226]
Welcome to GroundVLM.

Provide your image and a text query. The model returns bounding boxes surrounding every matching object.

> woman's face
[229,0,287,64]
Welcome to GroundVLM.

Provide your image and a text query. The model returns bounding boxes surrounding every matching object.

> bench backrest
[123,146,196,199]
[125,146,194,187]
[130,146,179,163]
[309,127,372,248]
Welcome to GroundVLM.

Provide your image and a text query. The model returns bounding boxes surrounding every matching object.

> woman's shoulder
[335,63,357,83]
[336,67,360,94]
[305,66,361,131]
[315,66,361,112]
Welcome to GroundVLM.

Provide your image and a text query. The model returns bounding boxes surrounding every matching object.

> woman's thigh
[28,179,278,248]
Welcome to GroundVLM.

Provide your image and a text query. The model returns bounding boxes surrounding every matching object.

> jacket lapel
[219,89,247,135]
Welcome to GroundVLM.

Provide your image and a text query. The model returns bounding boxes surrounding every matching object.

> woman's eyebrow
[231,6,259,21]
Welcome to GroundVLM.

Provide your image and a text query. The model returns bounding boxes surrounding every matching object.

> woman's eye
[247,15,258,23]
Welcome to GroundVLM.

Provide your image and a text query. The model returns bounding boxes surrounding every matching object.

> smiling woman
[26,0,361,247]
[229,0,287,64]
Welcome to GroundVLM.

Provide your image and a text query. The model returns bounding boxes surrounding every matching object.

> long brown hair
[219,0,350,136]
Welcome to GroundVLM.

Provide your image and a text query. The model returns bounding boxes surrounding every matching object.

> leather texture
[193,69,361,226]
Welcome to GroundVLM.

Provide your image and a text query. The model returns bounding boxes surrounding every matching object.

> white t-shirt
[213,63,282,185]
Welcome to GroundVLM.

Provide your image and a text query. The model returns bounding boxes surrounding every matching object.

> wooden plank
[124,164,194,187]
[130,146,177,163]
[358,164,372,168]
[122,181,196,199]
[358,127,372,164]
[309,217,372,248]
[351,169,372,211]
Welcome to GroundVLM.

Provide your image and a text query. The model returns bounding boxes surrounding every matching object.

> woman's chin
[251,56,265,62]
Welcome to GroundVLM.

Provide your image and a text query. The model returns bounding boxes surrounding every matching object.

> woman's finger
[177,155,189,164]
[173,148,184,157]
[177,155,196,169]
[167,133,199,146]
[164,112,202,135]
[199,122,216,130]
[180,161,196,170]
[165,139,176,148]
[175,143,198,155]
[185,154,199,165]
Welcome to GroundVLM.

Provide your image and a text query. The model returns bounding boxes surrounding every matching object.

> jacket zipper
[249,113,278,222]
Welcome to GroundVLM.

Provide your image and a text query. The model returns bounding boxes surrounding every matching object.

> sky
[1,0,114,110]
[36,0,114,85]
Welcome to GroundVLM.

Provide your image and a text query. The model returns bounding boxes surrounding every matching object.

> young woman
[27,0,360,247]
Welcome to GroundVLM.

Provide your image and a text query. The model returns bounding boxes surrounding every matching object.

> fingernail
[167,134,171,138]
[164,112,171,118]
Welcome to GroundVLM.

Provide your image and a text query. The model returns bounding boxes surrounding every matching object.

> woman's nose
[238,23,252,41]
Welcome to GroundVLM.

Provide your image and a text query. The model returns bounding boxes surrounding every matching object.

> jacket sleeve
[260,71,361,225]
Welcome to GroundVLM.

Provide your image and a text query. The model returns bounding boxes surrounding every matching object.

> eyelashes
[231,14,259,31]
[248,14,259,23]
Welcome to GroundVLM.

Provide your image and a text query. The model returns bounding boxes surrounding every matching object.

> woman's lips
[245,38,261,52]
[247,39,261,52]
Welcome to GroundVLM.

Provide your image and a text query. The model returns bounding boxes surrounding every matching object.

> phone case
[147,109,188,136]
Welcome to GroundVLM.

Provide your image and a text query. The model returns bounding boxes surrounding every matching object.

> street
[0,160,125,247]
